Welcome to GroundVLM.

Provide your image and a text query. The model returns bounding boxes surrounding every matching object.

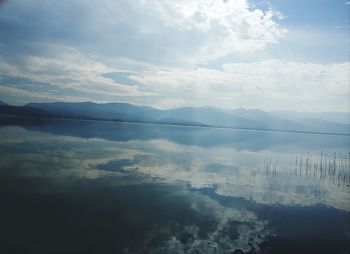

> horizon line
[1,99,350,114]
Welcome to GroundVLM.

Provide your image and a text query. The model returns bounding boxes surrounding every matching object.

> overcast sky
[0,0,349,112]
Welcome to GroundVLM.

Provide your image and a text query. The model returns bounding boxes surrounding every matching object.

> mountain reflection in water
[0,117,349,254]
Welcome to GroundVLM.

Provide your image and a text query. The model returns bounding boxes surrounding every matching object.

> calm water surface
[0,117,349,254]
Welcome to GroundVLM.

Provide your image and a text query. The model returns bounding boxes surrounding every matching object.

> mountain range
[0,100,349,135]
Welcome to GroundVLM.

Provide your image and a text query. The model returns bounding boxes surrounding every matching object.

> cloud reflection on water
[0,122,349,253]
[0,124,349,211]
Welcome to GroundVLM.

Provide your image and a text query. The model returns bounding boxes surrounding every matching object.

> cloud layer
[0,0,285,63]
[0,0,349,112]
[1,46,348,111]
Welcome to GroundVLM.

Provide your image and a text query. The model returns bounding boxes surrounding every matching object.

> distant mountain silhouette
[271,111,349,125]
[227,108,306,131]
[0,104,52,118]
[160,107,265,129]
[0,101,349,134]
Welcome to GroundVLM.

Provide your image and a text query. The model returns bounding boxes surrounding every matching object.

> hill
[0,101,348,134]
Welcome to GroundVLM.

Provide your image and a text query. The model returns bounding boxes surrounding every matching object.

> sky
[0,0,349,112]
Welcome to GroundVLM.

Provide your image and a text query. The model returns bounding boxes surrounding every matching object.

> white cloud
[1,42,348,112]
[140,0,286,62]
[0,44,155,102]
[0,0,348,111]
[0,0,286,65]
[0,85,76,104]
[134,60,350,111]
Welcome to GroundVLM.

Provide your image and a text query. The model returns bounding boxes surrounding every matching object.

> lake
[0,117,349,254]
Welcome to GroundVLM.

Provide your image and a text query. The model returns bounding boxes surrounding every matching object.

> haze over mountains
[0,100,349,135]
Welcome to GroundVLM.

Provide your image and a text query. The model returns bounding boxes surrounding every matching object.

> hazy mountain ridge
[271,111,350,125]
[227,108,307,132]
[0,104,52,118]
[0,101,349,134]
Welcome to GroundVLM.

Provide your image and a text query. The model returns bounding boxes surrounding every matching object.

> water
[0,117,349,254]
